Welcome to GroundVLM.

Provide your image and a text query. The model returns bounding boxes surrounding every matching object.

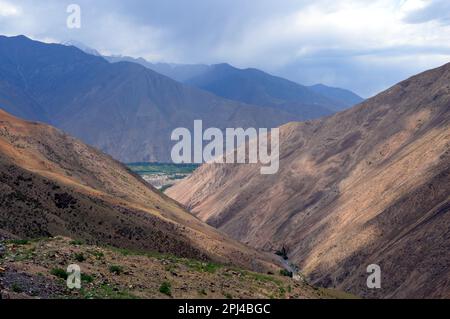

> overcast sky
[1,0,450,97]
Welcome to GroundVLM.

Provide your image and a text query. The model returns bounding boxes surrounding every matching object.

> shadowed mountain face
[0,35,300,162]
[308,84,364,111]
[168,63,450,298]
[185,63,363,115]
[105,56,363,114]
[0,109,280,272]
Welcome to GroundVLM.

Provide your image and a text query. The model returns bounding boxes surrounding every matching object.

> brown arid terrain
[0,237,355,299]
[0,108,281,273]
[168,63,450,298]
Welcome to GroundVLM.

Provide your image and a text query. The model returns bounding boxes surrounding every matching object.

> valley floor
[0,237,350,299]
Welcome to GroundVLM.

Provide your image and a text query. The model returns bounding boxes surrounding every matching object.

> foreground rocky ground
[0,237,355,299]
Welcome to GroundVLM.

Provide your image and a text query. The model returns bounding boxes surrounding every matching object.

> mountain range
[168,62,450,298]
[1,34,448,300]
[0,35,364,163]
[0,35,306,162]
[105,55,364,113]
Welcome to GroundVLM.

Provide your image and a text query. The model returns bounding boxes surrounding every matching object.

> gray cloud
[1,0,450,97]
[403,0,450,25]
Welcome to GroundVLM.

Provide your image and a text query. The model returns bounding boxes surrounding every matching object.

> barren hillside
[168,63,450,298]
[0,109,279,272]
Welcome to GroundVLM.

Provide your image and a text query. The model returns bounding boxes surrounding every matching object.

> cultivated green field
[127,163,199,191]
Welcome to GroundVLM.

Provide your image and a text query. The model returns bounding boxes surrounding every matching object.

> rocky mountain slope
[168,63,450,298]
[0,35,298,162]
[0,237,352,299]
[0,108,280,272]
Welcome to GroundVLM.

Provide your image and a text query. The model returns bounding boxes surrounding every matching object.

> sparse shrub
[12,283,23,293]
[81,273,93,283]
[54,192,77,209]
[89,250,104,259]
[224,292,233,299]
[279,269,293,277]
[51,268,68,280]
[204,262,221,273]
[159,282,172,296]
[9,239,29,245]
[109,265,123,275]
[74,253,86,262]
[198,289,207,296]
[70,239,84,246]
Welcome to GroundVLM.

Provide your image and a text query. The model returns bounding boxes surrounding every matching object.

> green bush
[81,273,93,283]
[51,268,68,280]
[12,283,23,293]
[159,282,172,296]
[279,269,293,277]
[90,250,104,259]
[9,239,29,245]
[109,265,123,275]
[74,253,86,262]
[70,240,84,246]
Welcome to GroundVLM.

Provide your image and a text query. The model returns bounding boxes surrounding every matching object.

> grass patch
[108,246,223,273]
[318,288,360,299]
[88,250,104,259]
[12,283,23,293]
[108,265,123,275]
[7,239,29,245]
[159,282,172,296]
[10,247,36,262]
[108,246,166,260]
[185,260,222,273]
[80,284,137,299]
[74,253,86,262]
[50,268,68,280]
[81,273,94,283]
[246,272,282,285]
[70,240,84,246]
[279,286,286,297]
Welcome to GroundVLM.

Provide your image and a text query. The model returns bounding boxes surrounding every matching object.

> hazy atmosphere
[1,0,450,96]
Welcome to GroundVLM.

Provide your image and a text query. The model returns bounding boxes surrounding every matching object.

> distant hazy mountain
[308,84,364,111]
[106,57,363,113]
[185,63,340,118]
[105,56,209,82]
[0,35,299,162]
